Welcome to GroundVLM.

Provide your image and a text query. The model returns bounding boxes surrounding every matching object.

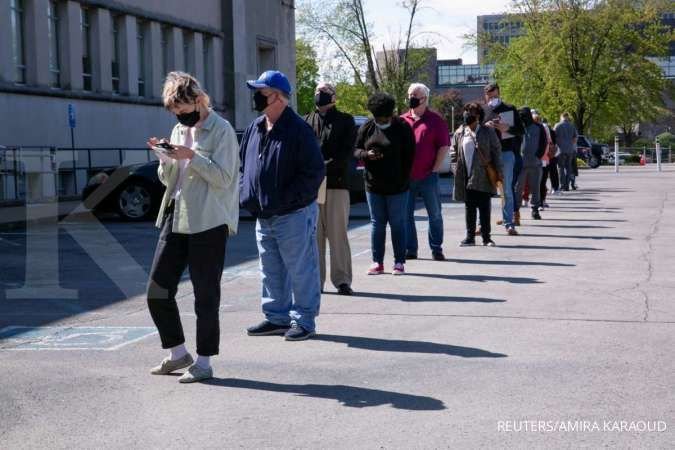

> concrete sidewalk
[0,166,673,449]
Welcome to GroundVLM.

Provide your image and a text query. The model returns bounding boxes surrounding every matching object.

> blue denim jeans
[256,203,321,332]
[406,173,443,255]
[366,191,408,265]
[501,151,516,228]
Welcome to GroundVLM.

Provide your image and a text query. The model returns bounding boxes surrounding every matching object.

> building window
[47,1,61,88]
[111,15,121,94]
[161,25,170,77]
[257,39,276,74]
[137,20,146,97]
[203,37,211,92]
[10,0,26,84]
[183,30,192,74]
[81,7,92,91]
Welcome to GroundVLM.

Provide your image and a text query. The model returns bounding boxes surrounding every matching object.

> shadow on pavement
[406,273,542,284]
[517,233,630,240]
[315,334,508,358]
[202,378,447,410]
[350,291,505,303]
[527,224,613,229]
[494,244,603,251]
[546,218,626,222]
[442,258,575,267]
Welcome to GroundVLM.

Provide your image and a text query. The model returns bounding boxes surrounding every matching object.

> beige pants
[317,189,352,289]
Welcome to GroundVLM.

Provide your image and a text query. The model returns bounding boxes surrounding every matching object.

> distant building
[0,0,296,148]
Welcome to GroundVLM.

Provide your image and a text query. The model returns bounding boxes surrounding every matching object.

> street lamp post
[451,106,455,132]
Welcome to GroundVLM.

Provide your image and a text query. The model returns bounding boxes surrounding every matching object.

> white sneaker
[178,363,213,383]
[150,354,194,375]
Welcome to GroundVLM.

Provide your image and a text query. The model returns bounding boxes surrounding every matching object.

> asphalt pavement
[0,166,673,449]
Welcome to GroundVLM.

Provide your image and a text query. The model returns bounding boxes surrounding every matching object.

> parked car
[82,160,164,221]
[348,115,369,203]
[576,135,604,168]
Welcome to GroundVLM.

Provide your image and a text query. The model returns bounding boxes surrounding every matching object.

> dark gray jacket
[521,122,548,167]
[451,125,503,201]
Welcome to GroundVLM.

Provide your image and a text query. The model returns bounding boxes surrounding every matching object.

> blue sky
[365,0,512,64]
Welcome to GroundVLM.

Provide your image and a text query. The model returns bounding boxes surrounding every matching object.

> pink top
[401,109,450,181]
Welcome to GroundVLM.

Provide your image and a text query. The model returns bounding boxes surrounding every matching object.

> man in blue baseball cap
[239,70,325,341]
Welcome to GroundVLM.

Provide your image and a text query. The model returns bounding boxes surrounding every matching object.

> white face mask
[375,122,391,130]
[487,98,501,108]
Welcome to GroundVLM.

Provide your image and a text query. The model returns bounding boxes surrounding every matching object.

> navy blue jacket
[239,106,325,218]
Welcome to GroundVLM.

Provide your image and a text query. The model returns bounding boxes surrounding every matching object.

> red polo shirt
[401,109,450,181]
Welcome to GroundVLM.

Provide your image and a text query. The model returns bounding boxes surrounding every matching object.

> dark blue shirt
[239,106,325,218]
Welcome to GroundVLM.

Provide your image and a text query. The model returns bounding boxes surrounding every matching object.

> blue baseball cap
[246,70,292,96]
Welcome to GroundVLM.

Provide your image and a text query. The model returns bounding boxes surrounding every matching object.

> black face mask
[253,91,270,112]
[315,92,333,107]
[176,107,200,127]
[463,111,478,126]
[408,97,421,109]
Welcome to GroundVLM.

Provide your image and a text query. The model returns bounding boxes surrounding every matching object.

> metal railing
[0,146,155,206]
[613,146,673,164]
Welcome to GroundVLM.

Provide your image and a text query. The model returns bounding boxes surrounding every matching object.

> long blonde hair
[162,71,210,110]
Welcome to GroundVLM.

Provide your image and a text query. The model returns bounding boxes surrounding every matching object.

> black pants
[147,208,228,356]
[465,189,492,242]
[541,164,551,204]
[548,157,560,191]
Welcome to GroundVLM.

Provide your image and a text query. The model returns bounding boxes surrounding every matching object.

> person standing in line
[542,117,560,195]
[146,72,240,383]
[514,107,548,221]
[355,92,415,276]
[532,111,553,208]
[240,70,325,341]
[451,102,503,247]
[554,112,578,191]
[484,83,524,236]
[400,83,450,261]
[304,82,355,296]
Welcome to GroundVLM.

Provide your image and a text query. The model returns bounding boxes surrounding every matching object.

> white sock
[169,344,188,361]
[195,355,211,369]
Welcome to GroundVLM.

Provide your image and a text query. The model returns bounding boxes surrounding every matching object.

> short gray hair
[407,83,430,99]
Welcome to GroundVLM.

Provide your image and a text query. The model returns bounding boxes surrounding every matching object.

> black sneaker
[532,210,542,220]
[246,320,290,336]
[405,252,418,260]
[483,239,496,247]
[284,323,315,341]
[460,238,475,247]
[432,251,445,261]
[337,284,353,296]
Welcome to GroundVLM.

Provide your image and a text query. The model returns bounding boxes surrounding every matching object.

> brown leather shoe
[514,211,521,226]
[507,227,519,236]
[496,219,504,225]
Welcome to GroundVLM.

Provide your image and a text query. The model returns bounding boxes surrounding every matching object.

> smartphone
[152,142,175,154]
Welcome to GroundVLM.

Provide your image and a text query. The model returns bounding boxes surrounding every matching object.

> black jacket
[304,107,356,190]
[354,117,415,195]
[485,101,525,152]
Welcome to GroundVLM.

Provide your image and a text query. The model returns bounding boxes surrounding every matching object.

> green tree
[484,0,673,135]
[295,38,320,116]
[298,0,430,107]
[335,82,370,117]
[430,89,464,133]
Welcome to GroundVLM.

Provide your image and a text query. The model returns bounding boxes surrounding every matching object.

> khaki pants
[317,189,352,289]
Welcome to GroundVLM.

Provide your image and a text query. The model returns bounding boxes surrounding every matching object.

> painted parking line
[0,326,157,351]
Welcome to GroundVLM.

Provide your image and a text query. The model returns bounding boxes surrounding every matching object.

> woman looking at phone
[354,92,415,276]
[145,71,239,383]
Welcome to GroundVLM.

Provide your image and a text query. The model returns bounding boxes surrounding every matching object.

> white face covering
[375,122,391,130]
[487,98,501,108]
